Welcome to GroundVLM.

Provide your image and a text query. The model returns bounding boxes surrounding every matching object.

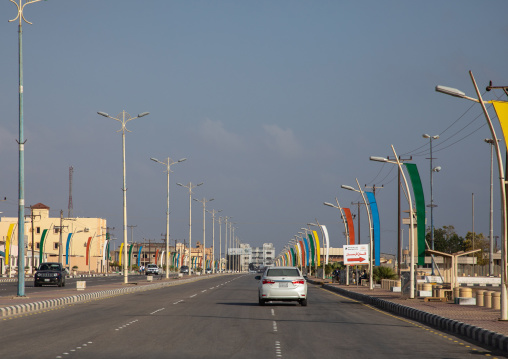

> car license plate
[279,282,288,288]
[44,279,50,282]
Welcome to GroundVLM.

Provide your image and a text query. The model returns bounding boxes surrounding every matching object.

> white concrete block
[418,290,432,297]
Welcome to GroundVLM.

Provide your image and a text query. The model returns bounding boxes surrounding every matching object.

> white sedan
[256,266,308,306]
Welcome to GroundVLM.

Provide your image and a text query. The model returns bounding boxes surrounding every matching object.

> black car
[180,265,189,274]
[34,262,66,287]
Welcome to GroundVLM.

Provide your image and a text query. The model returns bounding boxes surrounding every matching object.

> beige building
[0,203,107,275]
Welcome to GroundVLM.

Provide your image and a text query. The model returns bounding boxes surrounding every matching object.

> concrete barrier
[76,281,86,291]
[493,292,501,310]
[484,290,494,308]
[459,287,472,298]
[476,289,486,306]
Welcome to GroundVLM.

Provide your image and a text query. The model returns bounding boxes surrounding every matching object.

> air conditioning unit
[84,228,89,232]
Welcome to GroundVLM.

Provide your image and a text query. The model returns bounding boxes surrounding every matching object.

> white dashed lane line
[115,319,139,331]
[275,341,282,358]
[150,308,165,315]
[56,341,93,358]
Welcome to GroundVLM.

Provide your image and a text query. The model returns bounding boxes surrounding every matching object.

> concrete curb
[0,276,199,318]
[318,282,508,353]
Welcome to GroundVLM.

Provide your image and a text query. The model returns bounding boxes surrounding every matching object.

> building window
[53,243,59,250]
[36,227,41,234]
[36,242,40,249]
[54,228,60,234]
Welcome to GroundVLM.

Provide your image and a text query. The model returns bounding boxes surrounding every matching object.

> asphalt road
[0,274,131,297]
[0,274,504,359]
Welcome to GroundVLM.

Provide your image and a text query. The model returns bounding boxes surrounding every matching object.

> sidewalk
[309,277,508,353]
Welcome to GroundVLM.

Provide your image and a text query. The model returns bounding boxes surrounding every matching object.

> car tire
[259,297,265,306]
[300,299,308,307]
[34,282,39,287]
[62,280,65,287]
[58,280,63,287]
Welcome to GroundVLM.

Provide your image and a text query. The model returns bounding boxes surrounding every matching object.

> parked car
[145,264,160,275]
[255,266,307,306]
[180,265,189,274]
[205,268,212,274]
[34,262,66,287]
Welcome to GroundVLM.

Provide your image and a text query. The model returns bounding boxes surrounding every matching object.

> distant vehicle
[34,262,66,287]
[180,266,189,274]
[255,266,307,306]
[205,268,212,274]
[145,264,159,275]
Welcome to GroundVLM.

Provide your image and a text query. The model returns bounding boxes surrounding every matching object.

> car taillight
[262,279,275,284]
[292,280,305,285]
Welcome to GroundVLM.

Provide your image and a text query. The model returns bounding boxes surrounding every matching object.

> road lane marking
[190,294,197,298]
[173,300,183,304]
[272,321,278,332]
[150,308,165,315]
[275,341,282,358]
[271,309,275,316]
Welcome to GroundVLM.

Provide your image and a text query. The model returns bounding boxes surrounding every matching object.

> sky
[1,1,508,261]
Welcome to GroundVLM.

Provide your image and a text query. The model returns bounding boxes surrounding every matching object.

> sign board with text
[343,244,369,265]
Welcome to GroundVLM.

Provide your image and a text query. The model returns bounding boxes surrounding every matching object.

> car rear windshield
[266,268,300,277]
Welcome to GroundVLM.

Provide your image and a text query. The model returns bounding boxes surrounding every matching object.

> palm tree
[373,266,397,283]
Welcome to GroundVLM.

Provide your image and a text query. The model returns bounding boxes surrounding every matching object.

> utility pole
[54,210,69,265]
[25,206,40,273]
[128,225,136,271]
[388,155,412,277]
[350,202,364,244]
[364,184,384,196]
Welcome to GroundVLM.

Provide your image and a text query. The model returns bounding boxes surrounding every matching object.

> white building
[251,243,275,267]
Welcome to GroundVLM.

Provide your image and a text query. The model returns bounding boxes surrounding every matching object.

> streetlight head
[432,135,440,140]
[433,166,442,172]
[176,183,183,187]
[307,223,318,226]
[370,156,388,163]
[197,183,204,186]
[193,198,198,202]
[209,198,214,202]
[150,157,159,162]
[138,112,150,118]
[435,85,466,98]
[341,185,356,192]
[178,158,187,162]
[422,134,430,139]
[97,111,109,117]
[323,202,335,207]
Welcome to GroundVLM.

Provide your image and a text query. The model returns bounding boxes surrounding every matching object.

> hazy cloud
[197,119,244,151]
[262,124,303,159]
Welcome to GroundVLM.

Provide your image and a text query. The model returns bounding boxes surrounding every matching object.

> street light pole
[9,0,45,297]
[177,182,202,274]
[485,139,500,277]
[423,134,440,275]
[341,179,374,290]
[324,199,351,284]
[208,209,222,273]
[436,72,508,320]
[151,157,186,278]
[371,146,416,298]
[98,110,149,284]
[194,197,214,273]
